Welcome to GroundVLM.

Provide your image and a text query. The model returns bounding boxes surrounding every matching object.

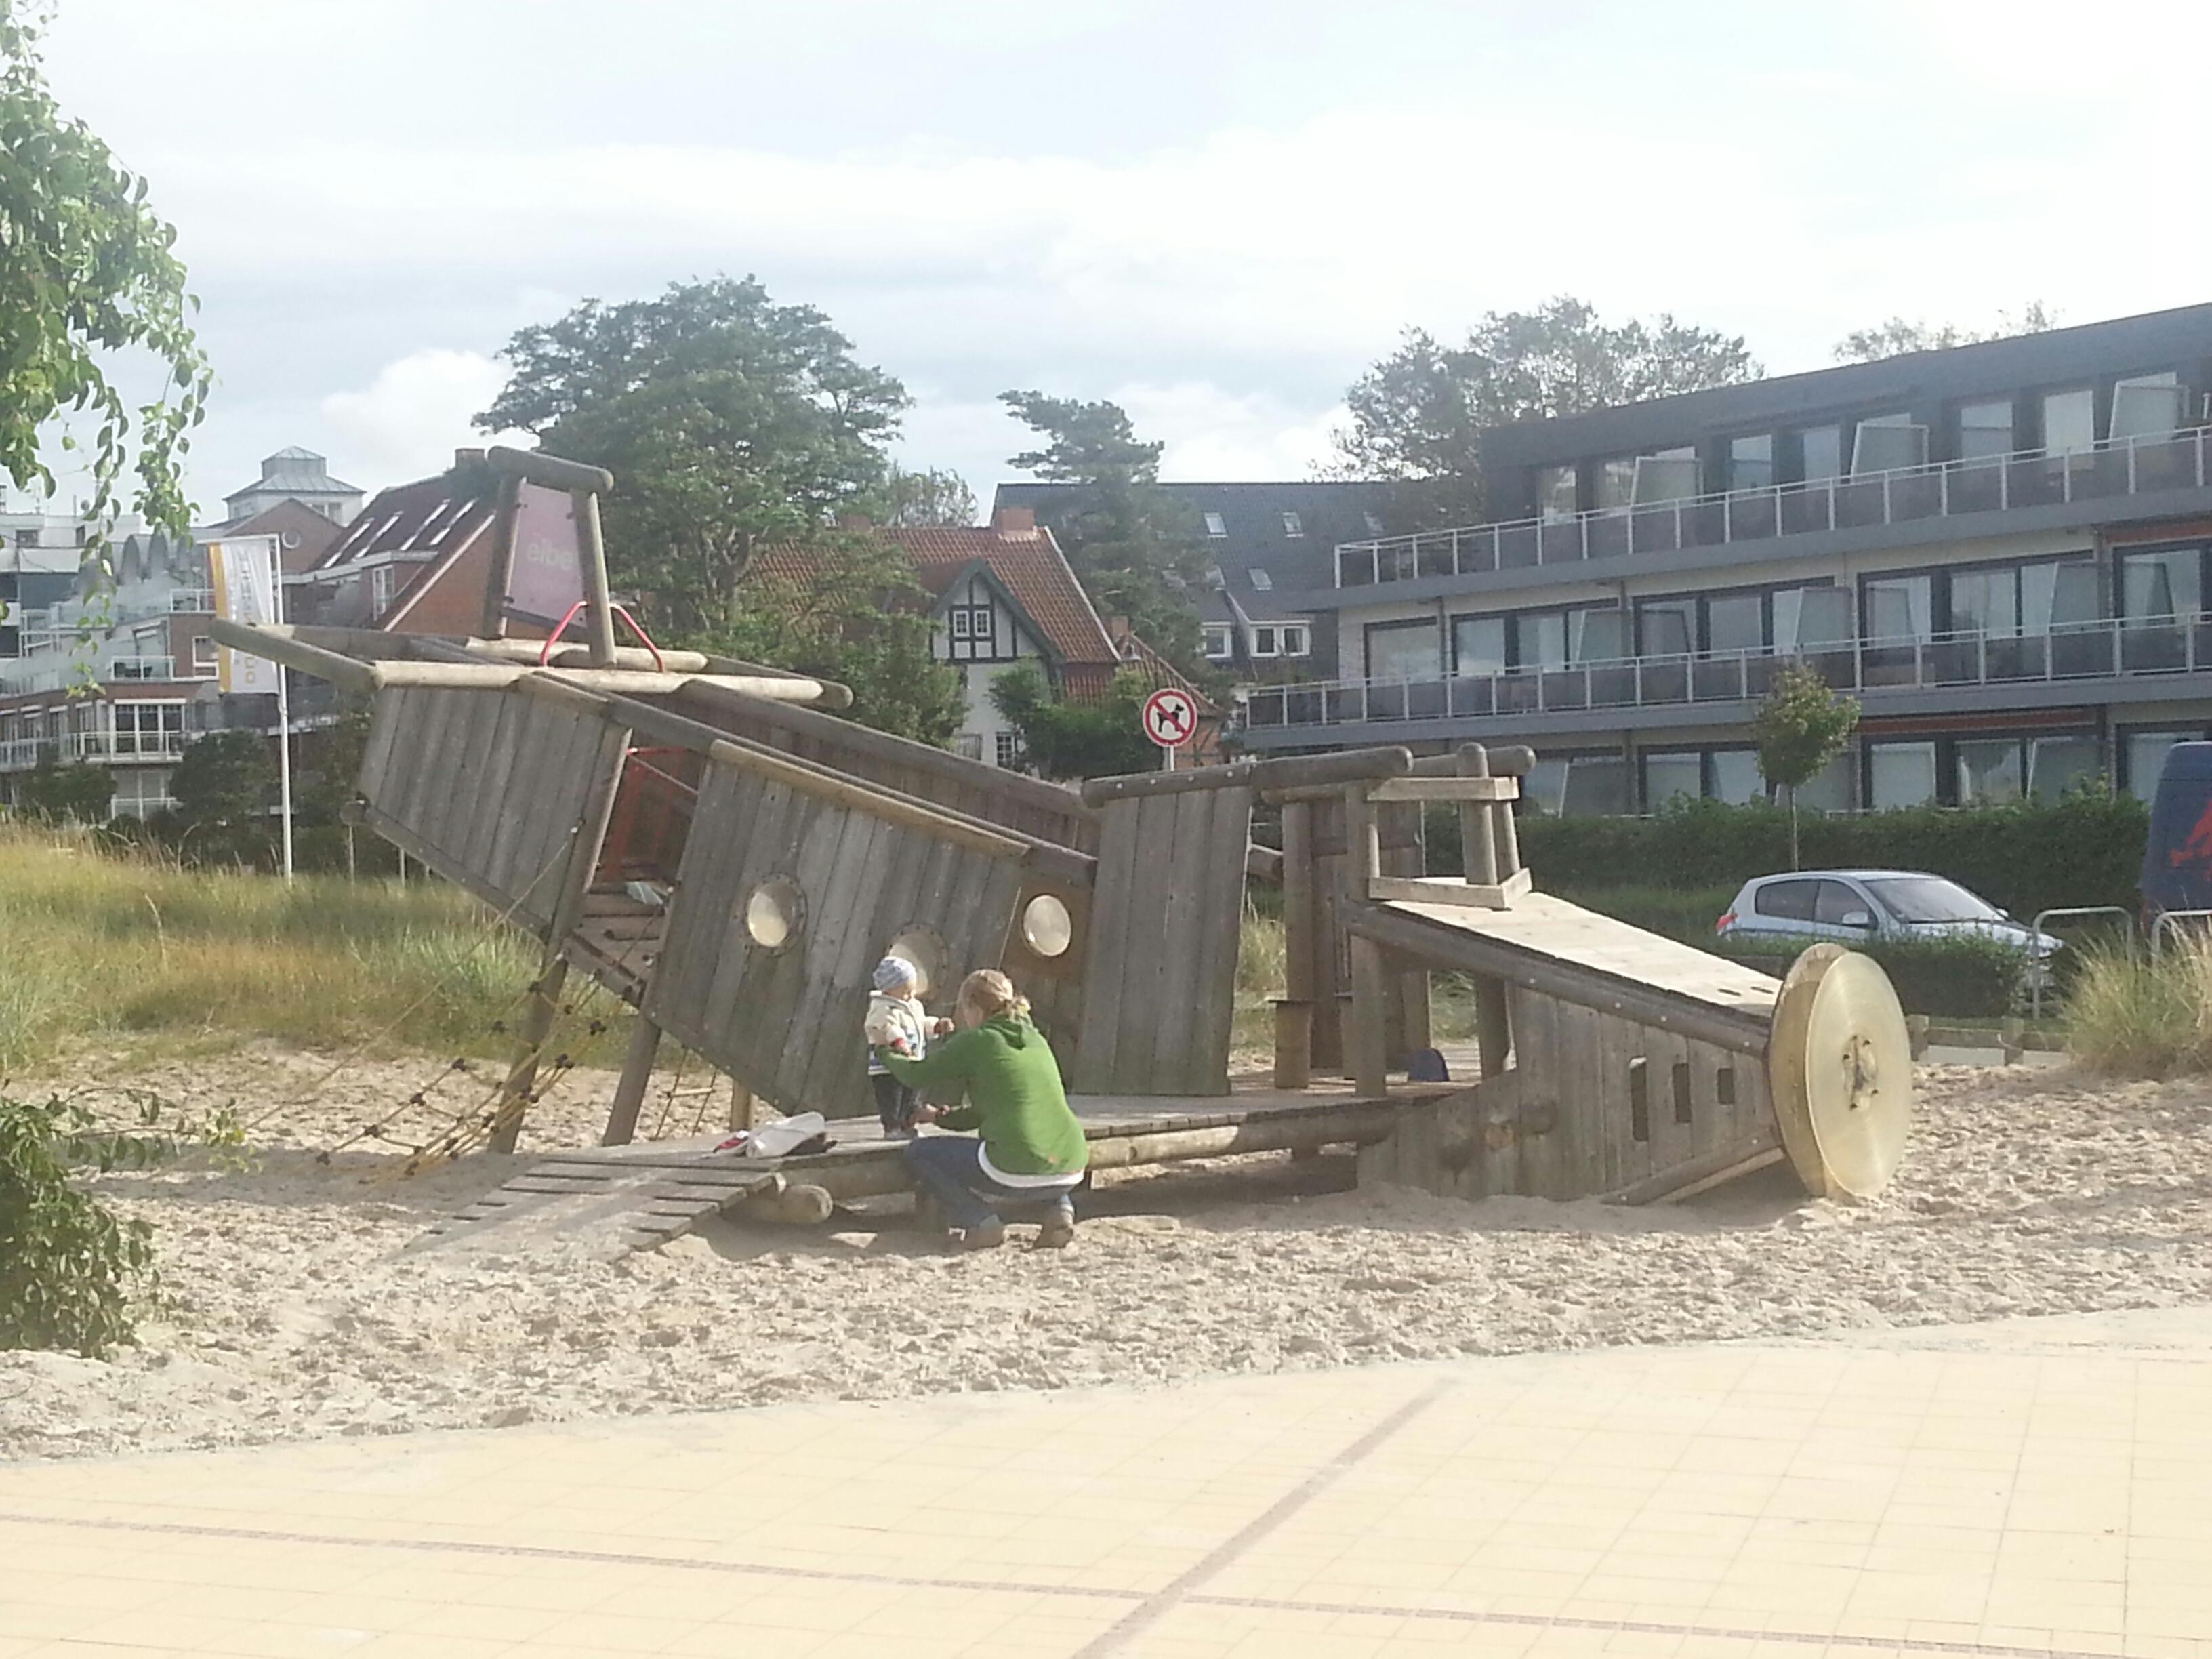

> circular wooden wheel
[1767,944,1914,1200]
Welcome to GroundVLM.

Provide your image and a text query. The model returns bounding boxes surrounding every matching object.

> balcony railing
[1336,426,2212,588]
[1241,613,2212,731]
[169,589,216,612]
[0,729,190,771]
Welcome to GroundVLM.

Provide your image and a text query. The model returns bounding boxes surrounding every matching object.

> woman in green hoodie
[878,969,1087,1250]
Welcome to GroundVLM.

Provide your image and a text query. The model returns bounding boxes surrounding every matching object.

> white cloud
[319,351,529,483]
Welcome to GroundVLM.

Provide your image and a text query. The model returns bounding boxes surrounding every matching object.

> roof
[1481,301,2212,472]
[754,514,1121,672]
[992,479,1403,618]
[304,468,497,626]
[1106,619,1221,715]
[226,446,363,502]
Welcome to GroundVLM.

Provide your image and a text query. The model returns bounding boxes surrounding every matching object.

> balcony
[1336,427,2212,588]
[1240,613,2212,737]
[0,729,189,773]
[169,589,216,613]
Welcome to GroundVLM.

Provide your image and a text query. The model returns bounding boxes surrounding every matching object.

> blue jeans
[904,1135,1076,1233]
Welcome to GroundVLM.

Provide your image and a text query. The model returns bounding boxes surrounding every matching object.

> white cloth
[865,992,928,1076]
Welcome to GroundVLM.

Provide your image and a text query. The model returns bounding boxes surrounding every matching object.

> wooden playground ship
[216,449,1913,1250]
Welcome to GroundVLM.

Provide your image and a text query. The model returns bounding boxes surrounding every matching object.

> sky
[24,0,2212,521]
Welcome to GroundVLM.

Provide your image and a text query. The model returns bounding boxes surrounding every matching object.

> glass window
[1863,574,1932,640]
[1569,607,1629,662]
[1957,739,2025,804]
[2022,561,2099,634]
[1711,750,1763,804]
[1559,756,1629,817]
[1949,569,2020,637]
[994,731,1021,769]
[1870,741,1938,808]
[1633,447,1701,503]
[1597,457,1638,510]
[2043,388,2095,454]
[1280,512,1304,537]
[1707,593,1764,655]
[1536,465,1578,522]
[1799,426,1843,482]
[1451,615,1507,678]
[1643,753,1702,809]
[1366,620,1439,680]
[1957,398,2013,460]
[1730,434,1774,492]
[1248,569,1273,590]
[2111,372,2184,441]
[2028,736,2100,802]
[1519,612,1568,670]
[2120,548,2202,620]
[1637,599,1696,657]
[1755,879,1820,922]
[1280,625,1309,657]
[1523,759,1568,817]
[1851,414,1927,474]
[1202,512,1227,538]
[2125,731,2197,802]
[1864,876,2003,923]
[1774,586,1853,650]
[1202,625,1233,659]
[1815,881,1870,926]
[1252,626,1279,657]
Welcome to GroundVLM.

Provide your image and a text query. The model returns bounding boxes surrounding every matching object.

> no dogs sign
[1141,687,1198,750]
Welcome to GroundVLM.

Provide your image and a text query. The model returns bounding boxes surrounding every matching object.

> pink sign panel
[503,481,587,628]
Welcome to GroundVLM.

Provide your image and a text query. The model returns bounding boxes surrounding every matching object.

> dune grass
[2062,937,2212,1077]
[0,826,618,1073]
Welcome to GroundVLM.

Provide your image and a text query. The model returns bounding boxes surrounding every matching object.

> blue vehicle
[2141,741,2212,921]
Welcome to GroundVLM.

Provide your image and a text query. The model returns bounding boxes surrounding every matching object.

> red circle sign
[1141,687,1197,749]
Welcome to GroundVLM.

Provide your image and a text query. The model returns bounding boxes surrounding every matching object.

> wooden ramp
[410,1084,1451,1261]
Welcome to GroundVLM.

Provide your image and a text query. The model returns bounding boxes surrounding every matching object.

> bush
[2063,939,2212,1076]
[0,1095,158,1357]
[1715,931,2028,1018]
[1516,790,2147,920]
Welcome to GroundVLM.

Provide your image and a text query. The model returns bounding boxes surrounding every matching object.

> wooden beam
[1605,1138,1782,1206]
[600,1017,664,1146]
[1408,743,1536,779]
[1368,870,1534,910]
[1244,842,1284,882]
[480,473,522,639]
[1366,775,1521,802]
[572,487,620,668]
[359,661,835,700]
[1086,745,1413,806]
[486,445,613,495]
[206,618,373,692]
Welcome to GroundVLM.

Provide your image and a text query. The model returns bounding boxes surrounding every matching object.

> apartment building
[1236,302,2212,815]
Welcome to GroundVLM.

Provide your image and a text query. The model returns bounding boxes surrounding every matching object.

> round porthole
[886,926,949,997]
[1020,893,1073,958]
[745,876,804,949]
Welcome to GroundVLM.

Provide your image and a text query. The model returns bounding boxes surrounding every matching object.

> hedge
[1427,791,2148,922]
[1713,932,2029,1019]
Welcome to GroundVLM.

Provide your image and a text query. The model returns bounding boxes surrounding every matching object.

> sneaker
[1035,1208,1076,1250]
[958,1219,1007,1251]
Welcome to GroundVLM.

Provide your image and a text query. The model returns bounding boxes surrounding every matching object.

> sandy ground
[4,1046,2211,1461]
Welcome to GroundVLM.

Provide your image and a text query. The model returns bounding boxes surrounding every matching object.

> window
[1642,752,1702,809]
[1799,426,1843,482]
[1450,615,1507,678]
[1536,465,1578,522]
[111,701,184,757]
[1248,569,1273,591]
[2125,731,2200,801]
[2112,372,2184,441]
[1364,619,1439,680]
[192,635,216,672]
[994,731,1022,769]
[1706,592,1764,655]
[2119,547,2201,621]
[1597,457,1639,511]
[2043,388,2095,454]
[1862,573,1932,640]
[1637,600,1696,657]
[2028,736,2100,802]
[1252,626,1280,658]
[1868,741,1938,808]
[1203,512,1227,538]
[1851,414,1927,474]
[1202,624,1233,659]
[1773,586,1853,651]
[1559,755,1629,817]
[1814,881,1870,926]
[1956,739,2024,804]
[1279,624,1309,657]
[1755,879,1820,922]
[954,733,983,761]
[1280,512,1304,537]
[1948,568,2019,637]
[1633,447,1701,504]
[950,609,973,638]
[369,563,396,613]
[1957,398,2014,460]
[945,602,1000,658]
[1729,434,1774,492]
[1710,750,1763,805]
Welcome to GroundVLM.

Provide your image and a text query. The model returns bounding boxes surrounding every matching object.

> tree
[1754,663,1859,870]
[882,464,976,527]
[1330,298,1760,525]
[999,392,1208,673]
[708,532,963,745]
[480,276,910,637]
[169,729,277,865]
[14,752,110,823]
[1834,302,2057,364]
[0,3,209,569]
[988,662,1160,781]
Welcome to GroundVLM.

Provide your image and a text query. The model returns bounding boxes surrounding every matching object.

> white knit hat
[872,956,918,994]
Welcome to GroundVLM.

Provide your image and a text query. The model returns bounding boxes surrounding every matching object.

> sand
[5,1048,2211,1461]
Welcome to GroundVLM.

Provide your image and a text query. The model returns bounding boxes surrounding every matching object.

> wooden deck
[411,1079,1457,1261]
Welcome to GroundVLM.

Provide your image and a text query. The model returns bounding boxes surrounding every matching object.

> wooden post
[488,723,631,1153]
[1276,799,1317,1088]
[729,1080,758,1132]
[600,1016,663,1146]
[574,487,619,669]
[479,473,523,640]
[1343,783,1389,1096]
[1458,746,1513,1080]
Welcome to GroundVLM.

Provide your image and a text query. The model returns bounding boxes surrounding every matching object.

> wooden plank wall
[1303,794,1425,1073]
[1072,785,1252,1097]
[644,760,1030,1117]
[358,686,611,930]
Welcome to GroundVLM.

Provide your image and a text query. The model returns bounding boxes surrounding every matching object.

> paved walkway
[2,1309,2209,1659]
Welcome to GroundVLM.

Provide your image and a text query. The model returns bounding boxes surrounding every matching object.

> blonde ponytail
[958,968,1030,1023]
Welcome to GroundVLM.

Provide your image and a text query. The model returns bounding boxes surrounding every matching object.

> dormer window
[1203,623,1233,659]
[1280,512,1305,537]
[1249,569,1273,591]
[1203,512,1227,538]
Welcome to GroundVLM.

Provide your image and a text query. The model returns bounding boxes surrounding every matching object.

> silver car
[1715,869,2062,966]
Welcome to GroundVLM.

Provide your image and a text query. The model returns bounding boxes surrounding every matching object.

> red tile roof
[753,512,1122,672]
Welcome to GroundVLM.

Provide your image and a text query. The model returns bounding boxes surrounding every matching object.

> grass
[1230,907,1481,1057]
[0,825,621,1073]
[2062,937,2212,1076]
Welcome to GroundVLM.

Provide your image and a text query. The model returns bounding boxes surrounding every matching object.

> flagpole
[269,536,294,881]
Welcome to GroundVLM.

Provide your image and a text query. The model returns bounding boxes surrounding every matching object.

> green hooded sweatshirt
[879,1013,1088,1179]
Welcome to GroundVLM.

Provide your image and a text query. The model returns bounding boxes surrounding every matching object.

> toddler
[865,956,948,1136]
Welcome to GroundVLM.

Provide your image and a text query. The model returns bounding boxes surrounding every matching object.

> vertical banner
[209,535,283,694]
[502,481,587,628]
